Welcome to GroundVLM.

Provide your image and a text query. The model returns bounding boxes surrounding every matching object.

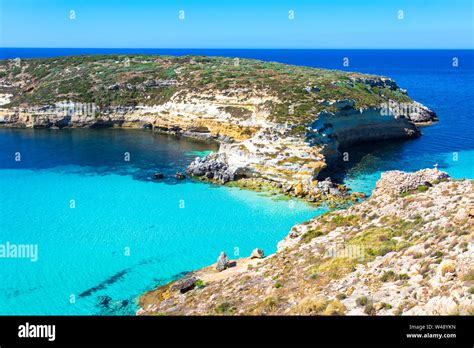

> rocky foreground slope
[0,55,437,200]
[138,169,473,316]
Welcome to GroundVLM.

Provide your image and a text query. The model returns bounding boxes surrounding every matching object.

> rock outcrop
[216,252,230,272]
[250,248,265,259]
[137,169,473,316]
[170,276,197,294]
[374,168,449,196]
[187,153,234,183]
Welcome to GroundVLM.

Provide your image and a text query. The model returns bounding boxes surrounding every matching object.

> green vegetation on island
[0,55,412,126]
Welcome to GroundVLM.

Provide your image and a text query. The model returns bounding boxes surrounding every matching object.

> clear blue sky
[0,0,472,48]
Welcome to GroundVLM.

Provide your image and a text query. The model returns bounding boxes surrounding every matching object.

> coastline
[137,168,474,316]
[0,55,438,207]
[4,54,471,316]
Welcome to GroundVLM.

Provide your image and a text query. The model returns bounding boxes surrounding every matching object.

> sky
[0,0,473,49]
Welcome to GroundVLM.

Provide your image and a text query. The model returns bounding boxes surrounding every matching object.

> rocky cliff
[138,169,473,316]
[0,55,437,199]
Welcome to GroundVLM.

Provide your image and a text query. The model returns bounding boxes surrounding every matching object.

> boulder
[453,208,468,224]
[175,172,186,180]
[289,231,299,239]
[294,182,304,196]
[170,276,197,294]
[315,177,344,197]
[374,168,449,196]
[186,153,234,183]
[250,248,265,259]
[216,251,229,272]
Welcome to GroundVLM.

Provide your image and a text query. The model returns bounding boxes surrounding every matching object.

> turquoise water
[0,129,321,315]
[0,49,473,315]
[186,150,214,158]
[343,149,474,196]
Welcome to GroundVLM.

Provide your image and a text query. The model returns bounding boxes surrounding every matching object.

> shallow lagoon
[0,129,322,315]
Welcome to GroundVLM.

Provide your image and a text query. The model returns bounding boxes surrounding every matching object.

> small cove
[0,128,323,315]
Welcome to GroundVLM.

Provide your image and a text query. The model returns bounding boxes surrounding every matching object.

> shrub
[380,270,397,282]
[323,300,346,315]
[356,296,368,307]
[294,298,329,315]
[381,270,409,282]
[215,302,234,314]
[317,257,359,279]
[441,262,456,276]
[417,185,429,192]
[11,66,21,75]
[399,273,409,280]
[461,269,474,281]
[262,297,279,313]
[302,229,325,242]
[364,300,376,315]
[195,279,206,288]
[330,215,359,227]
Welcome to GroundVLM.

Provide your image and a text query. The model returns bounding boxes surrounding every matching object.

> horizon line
[1,47,474,51]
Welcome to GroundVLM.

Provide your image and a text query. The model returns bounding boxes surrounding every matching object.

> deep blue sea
[0,49,473,315]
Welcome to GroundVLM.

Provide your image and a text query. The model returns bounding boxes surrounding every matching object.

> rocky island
[0,55,437,202]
